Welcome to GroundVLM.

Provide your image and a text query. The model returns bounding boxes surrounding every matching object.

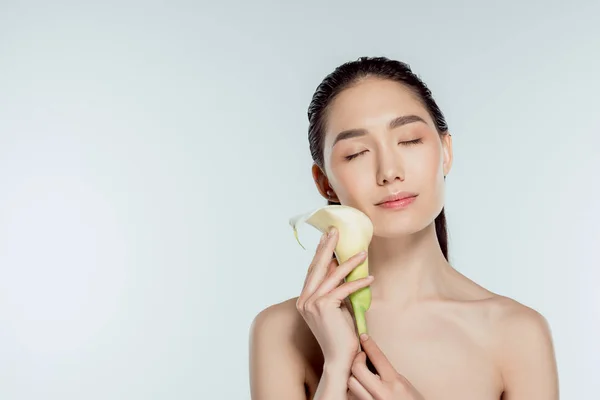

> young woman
[249,57,559,400]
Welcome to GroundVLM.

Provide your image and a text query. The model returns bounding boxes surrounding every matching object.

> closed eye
[344,138,423,161]
[345,150,368,161]
[402,138,423,146]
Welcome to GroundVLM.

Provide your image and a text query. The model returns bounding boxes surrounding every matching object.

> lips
[376,192,418,205]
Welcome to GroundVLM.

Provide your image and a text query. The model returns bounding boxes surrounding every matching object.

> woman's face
[315,77,453,237]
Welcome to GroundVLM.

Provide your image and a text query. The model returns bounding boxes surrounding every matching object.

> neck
[366,222,453,307]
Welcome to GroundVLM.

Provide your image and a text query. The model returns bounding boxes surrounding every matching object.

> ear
[441,132,453,177]
[312,163,338,202]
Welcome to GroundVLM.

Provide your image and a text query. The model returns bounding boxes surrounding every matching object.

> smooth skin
[249,77,559,399]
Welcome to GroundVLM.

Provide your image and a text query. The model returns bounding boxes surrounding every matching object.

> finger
[327,275,374,303]
[313,250,368,298]
[325,257,339,280]
[351,352,382,397]
[317,258,342,299]
[301,227,338,295]
[302,231,329,281]
[301,238,331,289]
[347,375,373,400]
[359,334,397,382]
[298,229,337,303]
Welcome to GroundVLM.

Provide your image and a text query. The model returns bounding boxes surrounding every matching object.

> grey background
[1,0,598,399]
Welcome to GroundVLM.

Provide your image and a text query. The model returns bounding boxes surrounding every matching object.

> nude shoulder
[484,296,558,396]
[251,296,304,333]
[249,297,319,399]
[443,271,548,329]
[463,293,552,337]
[250,296,317,369]
[484,295,552,334]
[250,296,309,353]
[441,287,552,352]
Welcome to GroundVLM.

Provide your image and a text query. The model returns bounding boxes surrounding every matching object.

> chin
[369,205,441,238]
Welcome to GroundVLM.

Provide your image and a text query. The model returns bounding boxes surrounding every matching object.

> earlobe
[325,186,339,202]
[312,163,336,201]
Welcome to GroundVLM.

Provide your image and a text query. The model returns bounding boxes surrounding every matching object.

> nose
[376,149,405,185]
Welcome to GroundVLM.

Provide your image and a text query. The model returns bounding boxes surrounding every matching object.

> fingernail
[360,333,369,342]
[328,227,336,237]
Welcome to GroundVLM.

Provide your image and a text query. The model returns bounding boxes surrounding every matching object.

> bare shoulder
[249,296,308,367]
[446,267,553,333]
[486,295,552,332]
[443,275,557,361]
[443,269,551,334]
[462,292,555,349]
[481,295,555,349]
[485,295,559,399]
[249,297,318,400]
[251,296,304,336]
[445,282,559,399]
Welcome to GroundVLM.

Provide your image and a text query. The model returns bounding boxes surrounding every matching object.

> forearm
[313,363,350,400]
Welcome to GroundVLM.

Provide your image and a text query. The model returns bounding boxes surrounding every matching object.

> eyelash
[344,138,423,161]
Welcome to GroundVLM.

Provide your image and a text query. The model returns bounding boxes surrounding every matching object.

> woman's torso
[295,289,515,399]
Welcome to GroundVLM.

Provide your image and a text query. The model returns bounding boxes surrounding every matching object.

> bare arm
[498,306,559,400]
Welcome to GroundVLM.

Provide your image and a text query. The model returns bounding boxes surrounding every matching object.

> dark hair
[307,56,450,260]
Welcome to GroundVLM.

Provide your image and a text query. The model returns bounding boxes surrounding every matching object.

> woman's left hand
[347,334,425,400]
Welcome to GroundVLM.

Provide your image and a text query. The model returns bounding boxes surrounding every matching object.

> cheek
[411,146,445,210]
[411,145,443,183]
[327,163,373,207]
[338,170,372,202]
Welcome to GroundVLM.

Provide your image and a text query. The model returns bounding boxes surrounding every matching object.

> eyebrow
[332,115,427,147]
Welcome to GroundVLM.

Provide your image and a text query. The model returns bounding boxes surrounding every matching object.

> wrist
[314,362,351,400]
[322,360,351,380]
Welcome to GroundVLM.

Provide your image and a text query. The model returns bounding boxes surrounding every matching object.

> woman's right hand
[295,226,374,373]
